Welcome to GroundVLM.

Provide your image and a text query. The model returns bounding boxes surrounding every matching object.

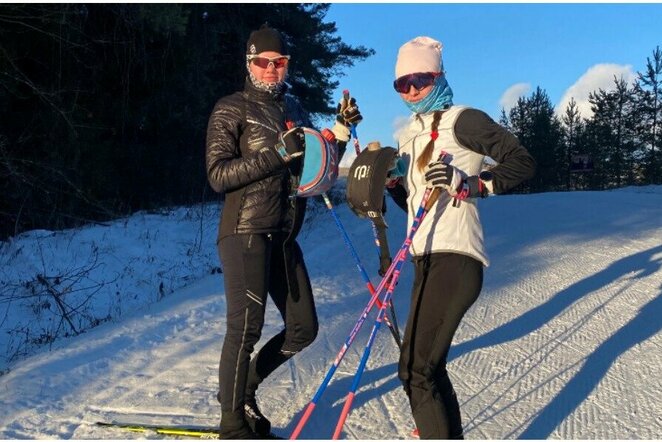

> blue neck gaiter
[403,76,454,114]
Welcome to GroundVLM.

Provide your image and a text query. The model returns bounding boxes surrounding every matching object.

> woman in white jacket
[386,36,536,439]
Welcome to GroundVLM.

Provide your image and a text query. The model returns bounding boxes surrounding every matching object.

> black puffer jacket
[206,79,312,242]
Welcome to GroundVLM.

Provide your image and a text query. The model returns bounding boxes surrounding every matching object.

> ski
[95,421,222,439]
[95,420,283,439]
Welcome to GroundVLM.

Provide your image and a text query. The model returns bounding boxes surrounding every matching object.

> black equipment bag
[346,146,397,220]
[346,146,398,277]
[346,145,403,345]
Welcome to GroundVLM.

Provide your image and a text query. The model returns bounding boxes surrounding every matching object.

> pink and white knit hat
[395,36,444,79]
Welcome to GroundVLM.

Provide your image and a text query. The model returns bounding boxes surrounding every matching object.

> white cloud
[499,83,531,113]
[556,64,636,119]
[338,115,410,169]
[392,115,411,142]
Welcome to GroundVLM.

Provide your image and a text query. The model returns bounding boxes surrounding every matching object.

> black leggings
[398,252,483,439]
[217,233,318,413]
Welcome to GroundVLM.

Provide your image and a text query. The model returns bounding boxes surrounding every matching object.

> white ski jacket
[396,105,535,266]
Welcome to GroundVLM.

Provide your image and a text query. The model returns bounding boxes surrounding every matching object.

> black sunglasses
[393,72,441,94]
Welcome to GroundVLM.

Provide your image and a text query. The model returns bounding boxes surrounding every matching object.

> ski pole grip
[424,150,448,211]
[424,187,442,211]
[342,89,359,140]
[366,141,381,151]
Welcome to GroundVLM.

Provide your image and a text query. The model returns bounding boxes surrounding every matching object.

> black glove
[336,96,363,127]
[274,127,305,163]
[424,161,463,196]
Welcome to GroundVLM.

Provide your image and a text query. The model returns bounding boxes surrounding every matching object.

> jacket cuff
[260,147,286,171]
[482,179,494,195]
[330,121,351,143]
[464,175,491,198]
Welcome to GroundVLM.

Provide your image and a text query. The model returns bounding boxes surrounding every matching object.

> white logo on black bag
[354,165,370,180]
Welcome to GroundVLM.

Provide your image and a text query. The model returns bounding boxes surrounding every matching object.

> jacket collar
[243,77,288,102]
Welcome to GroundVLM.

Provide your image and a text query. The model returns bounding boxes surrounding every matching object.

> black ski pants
[398,252,483,439]
[217,232,318,415]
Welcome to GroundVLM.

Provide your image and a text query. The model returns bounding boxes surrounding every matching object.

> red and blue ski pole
[331,183,442,439]
[289,188,426,439]
[289,236,404,439]
[322,194,374,291]
[290,158,444,439]
[320,192,401,344]
[290,192,406,439]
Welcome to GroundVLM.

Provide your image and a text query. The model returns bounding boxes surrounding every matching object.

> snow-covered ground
[1,185,661,439]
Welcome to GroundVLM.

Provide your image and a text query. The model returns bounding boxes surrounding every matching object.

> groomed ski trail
[0,189,660,439]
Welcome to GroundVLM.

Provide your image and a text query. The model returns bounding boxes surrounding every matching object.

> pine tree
[498,108,510,129]
[633,46,662,184]
[586,76,638,188]
[0,4,374,240]
[561,98,586,190]
[508,87,564,192]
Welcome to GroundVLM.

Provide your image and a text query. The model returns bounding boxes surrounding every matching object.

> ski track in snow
[1,188,661,439]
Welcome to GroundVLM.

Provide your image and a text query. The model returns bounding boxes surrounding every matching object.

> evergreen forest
[1,4,660,241]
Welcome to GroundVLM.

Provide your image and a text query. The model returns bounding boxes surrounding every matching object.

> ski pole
[289,243,407,440]
[342,89,362,157]
[289,199,427,439]
[369,217,402,347]
[332,267,400,439]
[290,175,443,439]
[321,192,401,344]
[332,185,442,439]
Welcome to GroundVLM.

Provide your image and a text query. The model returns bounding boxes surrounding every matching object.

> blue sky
[321,3,662,165]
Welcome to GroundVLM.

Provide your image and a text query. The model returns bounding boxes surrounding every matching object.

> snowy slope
[1,186,661,439]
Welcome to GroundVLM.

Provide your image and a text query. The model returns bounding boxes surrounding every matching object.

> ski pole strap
[371,215,392,277]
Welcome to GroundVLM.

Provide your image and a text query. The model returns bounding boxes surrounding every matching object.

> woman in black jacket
[205,24,361,439]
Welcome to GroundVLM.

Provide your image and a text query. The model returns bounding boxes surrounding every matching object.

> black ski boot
[244,396,272,438]
[219,411,259,440]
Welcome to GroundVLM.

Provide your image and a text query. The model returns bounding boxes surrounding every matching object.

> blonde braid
[416,110,443,171]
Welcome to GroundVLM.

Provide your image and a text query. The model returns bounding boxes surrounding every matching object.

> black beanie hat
[246,24,288,56]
